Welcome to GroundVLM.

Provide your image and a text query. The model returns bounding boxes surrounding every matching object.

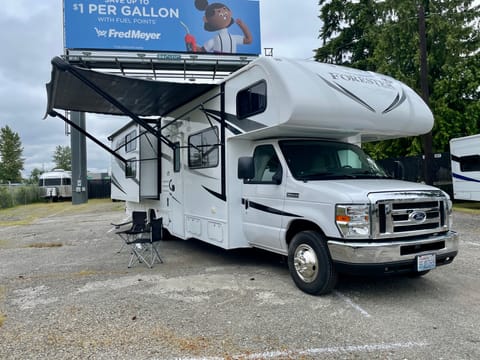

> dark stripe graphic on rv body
[319,75,407,114]
[203,109,267,135]
[203,186,227,201]
[242,199,302,218]
[382,89,407,114]
[111,175,127,195]
[452,173,480,183]
[319,75,376,113]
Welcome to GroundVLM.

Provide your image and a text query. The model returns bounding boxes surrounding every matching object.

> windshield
[279,140,388,181]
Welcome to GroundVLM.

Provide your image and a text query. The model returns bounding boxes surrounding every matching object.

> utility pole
[419,3,434,185]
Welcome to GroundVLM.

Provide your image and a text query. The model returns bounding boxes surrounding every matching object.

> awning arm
[50,56,177,150]
[160,91,223,131]
[49,110,128,165]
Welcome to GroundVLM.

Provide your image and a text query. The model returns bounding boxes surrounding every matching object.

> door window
[248,145,282,184]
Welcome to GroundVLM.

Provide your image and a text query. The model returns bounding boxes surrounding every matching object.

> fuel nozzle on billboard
[180,21,197,52]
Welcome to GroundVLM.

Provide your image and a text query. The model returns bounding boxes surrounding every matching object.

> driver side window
[248,145,282,184]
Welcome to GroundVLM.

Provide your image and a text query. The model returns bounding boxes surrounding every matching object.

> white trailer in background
[450,134,480,201]
[38,169,72,201]
[46,56,458,295]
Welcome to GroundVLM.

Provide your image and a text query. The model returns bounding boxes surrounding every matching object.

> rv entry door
[241,145,285,252]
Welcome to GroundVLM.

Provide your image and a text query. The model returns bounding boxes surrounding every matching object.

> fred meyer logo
[94,28,161,41]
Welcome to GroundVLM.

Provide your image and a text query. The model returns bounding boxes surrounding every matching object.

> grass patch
[74,270,97,277]
[0,199,123,227]
[453,201,480,215]
[27,242,63,248]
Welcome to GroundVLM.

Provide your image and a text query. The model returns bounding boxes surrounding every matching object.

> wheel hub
[293,244,319,283]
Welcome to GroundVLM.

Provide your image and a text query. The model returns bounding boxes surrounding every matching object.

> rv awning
[45,57,217,117]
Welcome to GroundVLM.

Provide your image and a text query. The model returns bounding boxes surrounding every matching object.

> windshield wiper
[298,172,355,181]
[351,170,391,179]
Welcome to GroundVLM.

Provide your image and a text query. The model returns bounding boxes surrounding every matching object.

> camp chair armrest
[111,220,132,229]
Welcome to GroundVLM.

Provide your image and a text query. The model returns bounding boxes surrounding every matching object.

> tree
[0,126,24,183]
[52,145,72,171]
[315,0,480,159]
[28,168,44,185]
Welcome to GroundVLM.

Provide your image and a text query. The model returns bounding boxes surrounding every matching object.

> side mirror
[238,157,255,180]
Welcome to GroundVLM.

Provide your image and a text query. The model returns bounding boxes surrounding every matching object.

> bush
[0,185,42,209]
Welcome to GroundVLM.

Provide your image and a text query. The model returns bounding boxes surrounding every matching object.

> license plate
[417,254,436,271]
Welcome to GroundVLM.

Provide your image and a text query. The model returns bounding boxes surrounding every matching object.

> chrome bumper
[328,231,459,264]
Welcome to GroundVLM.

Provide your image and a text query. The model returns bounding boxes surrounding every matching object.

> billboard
[64,0,261,55]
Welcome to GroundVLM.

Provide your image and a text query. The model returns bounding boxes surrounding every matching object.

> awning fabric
[45,57,217,117]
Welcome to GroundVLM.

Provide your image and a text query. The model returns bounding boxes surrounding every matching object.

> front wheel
[288,231,337,295]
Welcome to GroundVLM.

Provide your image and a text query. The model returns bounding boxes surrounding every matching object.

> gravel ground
[0,200,479,359]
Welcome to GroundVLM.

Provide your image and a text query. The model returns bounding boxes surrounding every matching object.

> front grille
[369,191,449,240]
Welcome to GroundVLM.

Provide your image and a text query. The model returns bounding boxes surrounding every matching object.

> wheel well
[286,219,324,247]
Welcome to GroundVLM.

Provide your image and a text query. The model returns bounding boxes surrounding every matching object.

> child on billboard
[185,0,253,54]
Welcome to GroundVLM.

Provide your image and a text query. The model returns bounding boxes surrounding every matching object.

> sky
[0,0,322,178]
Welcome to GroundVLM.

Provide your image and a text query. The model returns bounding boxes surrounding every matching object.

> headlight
[336,204,370,239]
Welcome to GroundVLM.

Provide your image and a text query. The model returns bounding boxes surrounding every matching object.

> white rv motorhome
[105,57,458,294]
[450,134,480,201]
[45,56,458,294]
[38,169,72,201]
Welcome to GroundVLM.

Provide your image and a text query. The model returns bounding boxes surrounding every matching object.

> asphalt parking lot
[0,200,479,359]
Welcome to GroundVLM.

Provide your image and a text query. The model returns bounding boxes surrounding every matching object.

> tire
[287,230,337,295]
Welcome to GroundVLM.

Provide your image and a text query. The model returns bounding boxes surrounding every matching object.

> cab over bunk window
[236,81,267,119]
[188,127,219,169]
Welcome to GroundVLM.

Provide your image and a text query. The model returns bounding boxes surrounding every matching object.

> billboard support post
[70,111,88,205]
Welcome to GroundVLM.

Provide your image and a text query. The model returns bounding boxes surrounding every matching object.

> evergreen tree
[0,126,24,183]
[315,0,480,159]
[52,145,72,171]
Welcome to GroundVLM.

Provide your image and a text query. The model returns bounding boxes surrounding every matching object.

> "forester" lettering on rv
[329,72,394,89]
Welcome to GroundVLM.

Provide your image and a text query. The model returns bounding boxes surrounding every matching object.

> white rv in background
[38,169,72,201]
[108,57,458,295]
[450,134,480,201]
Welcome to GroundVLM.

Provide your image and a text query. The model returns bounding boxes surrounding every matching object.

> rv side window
[460,155,480,172]
[45,178,61,186]
[236,81,267,119]
[125,130,137,153]
[63,178,71,186]
[188,127,219,169]
[126,159,137,178]
[247,145,281,184]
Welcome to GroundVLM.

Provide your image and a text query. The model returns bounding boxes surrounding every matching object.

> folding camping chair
[112,211,148,253]
[126,217,164,268]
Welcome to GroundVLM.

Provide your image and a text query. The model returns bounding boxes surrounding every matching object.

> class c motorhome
[46,56,458,295]
[450,134,480,201]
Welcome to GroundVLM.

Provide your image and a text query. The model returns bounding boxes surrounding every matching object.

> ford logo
[409,211,427,223]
